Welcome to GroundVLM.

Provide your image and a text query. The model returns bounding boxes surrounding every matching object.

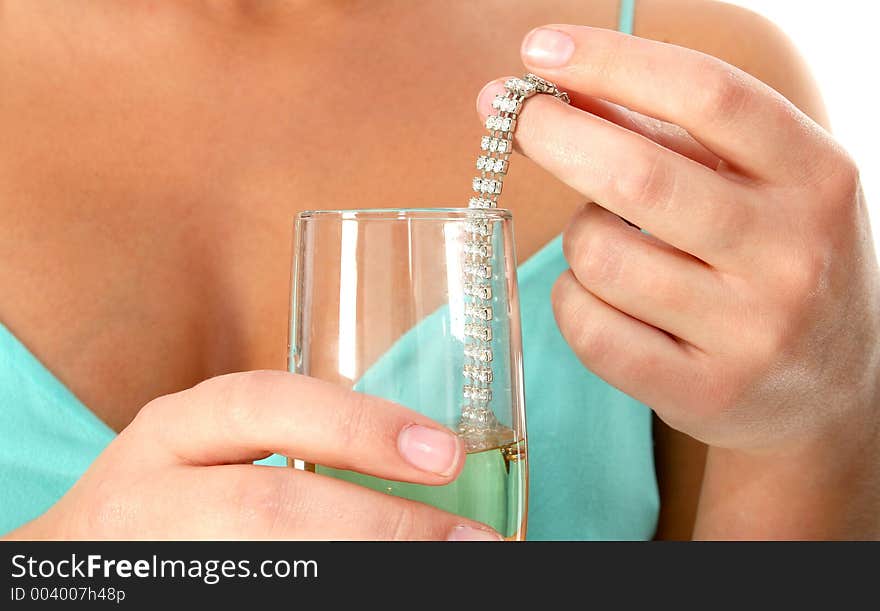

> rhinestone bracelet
[458,74,570,449]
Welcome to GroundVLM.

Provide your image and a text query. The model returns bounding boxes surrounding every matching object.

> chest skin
[0,0,619,431]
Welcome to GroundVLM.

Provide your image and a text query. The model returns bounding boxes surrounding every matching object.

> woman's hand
[6,371,500,540]
[478,25,880,537]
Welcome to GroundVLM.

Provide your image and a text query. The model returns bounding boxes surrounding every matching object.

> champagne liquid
[313,439,527,540]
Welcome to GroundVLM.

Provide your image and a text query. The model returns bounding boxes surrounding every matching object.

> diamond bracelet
[468,73,570,209]
[458,74,570,447]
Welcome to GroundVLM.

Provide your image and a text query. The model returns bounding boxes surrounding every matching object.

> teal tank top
[0,1,656,539]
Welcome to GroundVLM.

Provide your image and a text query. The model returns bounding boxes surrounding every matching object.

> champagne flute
[288,208,527,540]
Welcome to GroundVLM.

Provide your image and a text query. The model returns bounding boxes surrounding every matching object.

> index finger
[520,24,825,181]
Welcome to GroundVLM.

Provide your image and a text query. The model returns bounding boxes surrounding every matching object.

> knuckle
[550,273,570,317]
[696,62,750,123]
[616,148,675,212]
[229,471,302,538]
[383,504,419,540]
[133,392,173,427]
[821,149,862,208]
[562,306,613,368]
[209,371,281,436]
[780,249,829,303]
[714,200,754,252]
[561,204,590,264]
[332,391,377,455]
[130,395,164,432]
[552,274,612,368]
[575,230,625,287]
[129,392,184,446]
[551,271,583,326]
[641,267,683,312]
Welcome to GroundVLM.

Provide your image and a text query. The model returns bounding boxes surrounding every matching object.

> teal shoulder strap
[618,0,636,34]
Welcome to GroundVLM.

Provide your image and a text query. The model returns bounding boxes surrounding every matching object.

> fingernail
[398,424,461,477]
[476,79,507,117]
[447,525,504,541]
[522,27,575,67]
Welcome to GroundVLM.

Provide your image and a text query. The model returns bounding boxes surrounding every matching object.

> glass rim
[296,207,512,222]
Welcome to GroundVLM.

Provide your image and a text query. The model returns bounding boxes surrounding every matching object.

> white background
[728,0,879,256]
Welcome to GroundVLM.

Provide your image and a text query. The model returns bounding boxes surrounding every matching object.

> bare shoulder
[633,0,829,126]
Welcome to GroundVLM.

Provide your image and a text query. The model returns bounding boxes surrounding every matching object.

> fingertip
[397,424,464,479]
[476,78,511,118]
[446,524,504,541]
